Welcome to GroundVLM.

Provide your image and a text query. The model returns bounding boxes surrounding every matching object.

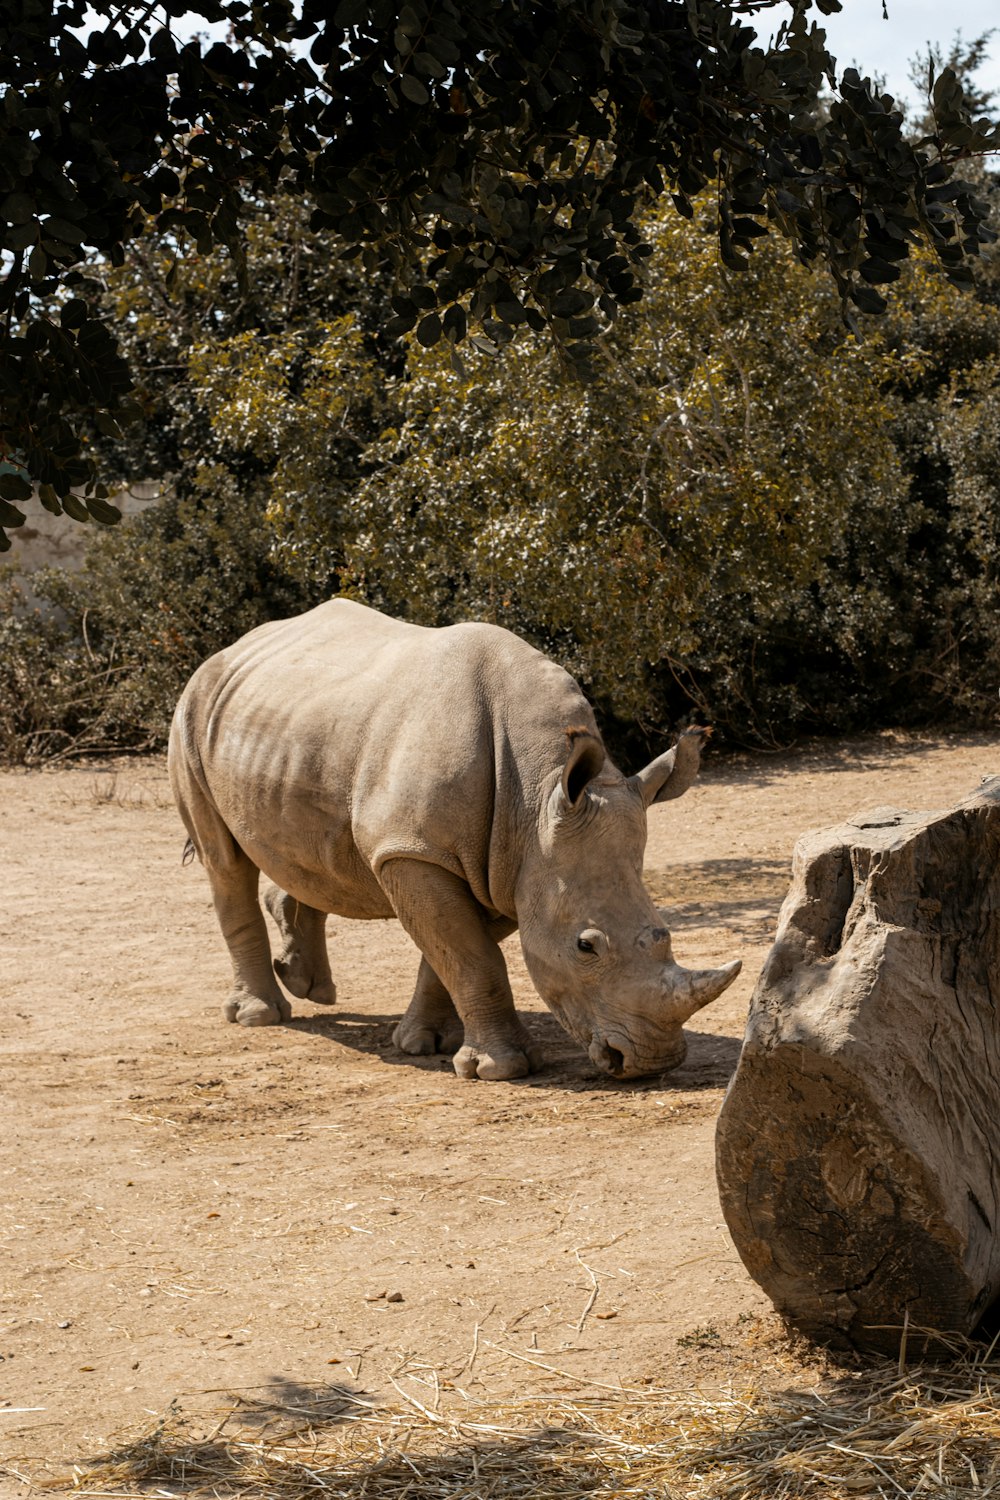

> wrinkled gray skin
[168,600,740,1081]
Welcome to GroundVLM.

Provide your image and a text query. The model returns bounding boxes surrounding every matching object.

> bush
[5,187,1000,765]
[0,578,122,762]
[0,476,317,763]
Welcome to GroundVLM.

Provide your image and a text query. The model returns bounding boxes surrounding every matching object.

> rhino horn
[664,958,741,1018]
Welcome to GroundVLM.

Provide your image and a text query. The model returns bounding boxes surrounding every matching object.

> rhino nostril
[605,1045,625,1074]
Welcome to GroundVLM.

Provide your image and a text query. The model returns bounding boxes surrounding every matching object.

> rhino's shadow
[287,1010,742,1093]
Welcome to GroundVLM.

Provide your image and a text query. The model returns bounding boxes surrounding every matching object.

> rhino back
[174,599,595,919]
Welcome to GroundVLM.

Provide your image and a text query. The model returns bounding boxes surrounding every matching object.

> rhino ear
[631,727,708,807]
[560,726,605,809]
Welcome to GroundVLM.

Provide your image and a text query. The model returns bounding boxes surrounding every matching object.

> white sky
[814,1,999,109]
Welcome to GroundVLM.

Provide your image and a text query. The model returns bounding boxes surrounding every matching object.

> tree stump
[716,776,1000,1354]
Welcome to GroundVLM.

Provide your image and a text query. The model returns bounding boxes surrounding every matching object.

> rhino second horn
[665,958,741,1018]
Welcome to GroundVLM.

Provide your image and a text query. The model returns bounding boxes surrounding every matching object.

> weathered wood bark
[716,777,1000,1355]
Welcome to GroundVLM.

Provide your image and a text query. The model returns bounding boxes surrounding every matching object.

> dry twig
[49,1338,1000,1499]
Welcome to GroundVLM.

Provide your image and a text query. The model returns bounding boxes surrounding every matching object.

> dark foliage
[2,0,999,543]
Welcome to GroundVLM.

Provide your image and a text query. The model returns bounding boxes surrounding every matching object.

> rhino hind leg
[169,756,290,1027]
[380,860,542,1081]
[201,853,292,1027]
[393,958,464,1056]
[213,856,292,1027]
[262,882,337,1006]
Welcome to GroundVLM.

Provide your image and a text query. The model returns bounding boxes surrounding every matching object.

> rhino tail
[181,837,197,867]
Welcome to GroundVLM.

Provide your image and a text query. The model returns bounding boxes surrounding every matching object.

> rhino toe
[453,1040,540,1081]
[223,994,290,1026]
[274,965,337,1006]
[393,1019,463,1056]
[308,978,337,1006]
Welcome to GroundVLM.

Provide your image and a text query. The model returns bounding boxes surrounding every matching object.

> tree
[9,154,1000,758]
[198,189,906,747]
[1,0,999,545]
[6,184,903,757]
[0,186,390,760]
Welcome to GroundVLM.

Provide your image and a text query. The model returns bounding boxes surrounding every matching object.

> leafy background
[6,146,1000,761]
[2,16,1000,762]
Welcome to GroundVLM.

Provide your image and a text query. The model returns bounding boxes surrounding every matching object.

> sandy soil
[1,729,996,1490]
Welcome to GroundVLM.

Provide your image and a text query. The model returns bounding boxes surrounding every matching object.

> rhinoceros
[168,599,740,1080]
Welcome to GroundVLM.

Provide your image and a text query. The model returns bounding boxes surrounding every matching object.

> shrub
[0,475,317,763]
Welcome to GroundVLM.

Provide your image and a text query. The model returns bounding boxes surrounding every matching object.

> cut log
[716,776,1000,1355]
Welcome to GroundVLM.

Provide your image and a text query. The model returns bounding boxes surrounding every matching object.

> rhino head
[516,726,740,1079]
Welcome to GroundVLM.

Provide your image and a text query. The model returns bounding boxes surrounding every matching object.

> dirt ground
[2,729,997,1491]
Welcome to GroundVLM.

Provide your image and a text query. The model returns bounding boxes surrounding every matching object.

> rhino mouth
[604,1044,625,1075]
[588,1031,686,1079]
[587,1034,631,1078]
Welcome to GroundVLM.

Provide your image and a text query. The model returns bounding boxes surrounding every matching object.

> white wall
[9,482,164,611]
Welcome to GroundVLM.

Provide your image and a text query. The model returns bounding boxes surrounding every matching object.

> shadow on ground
[71,1351,1000,1498]
[224,1377,365,1432]
[75,1408,635,1498]
[288,1010,742,1093]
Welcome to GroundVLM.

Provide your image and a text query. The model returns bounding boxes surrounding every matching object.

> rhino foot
[453,1034,543,1081]
[392,1018,464,1056]
[222,993,292,1026]
[273,957,337,1006]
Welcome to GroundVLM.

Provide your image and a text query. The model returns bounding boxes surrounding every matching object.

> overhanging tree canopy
[1,0,998,545]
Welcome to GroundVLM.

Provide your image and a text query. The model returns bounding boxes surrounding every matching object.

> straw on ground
[18,1335,1000,1499]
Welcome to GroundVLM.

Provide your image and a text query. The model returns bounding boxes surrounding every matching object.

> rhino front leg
[393,957,464,1057]
[261,882,337,1006]
[380,860,541,1081]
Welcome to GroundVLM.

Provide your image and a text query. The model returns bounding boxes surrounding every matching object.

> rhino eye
[577,936,596,953]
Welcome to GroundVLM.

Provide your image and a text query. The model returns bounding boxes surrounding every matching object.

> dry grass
[85,769,173,810]
[28,1334,1000,1499]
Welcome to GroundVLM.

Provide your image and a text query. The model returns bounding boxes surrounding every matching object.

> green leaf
[399,74,429,105]
[397,6,422,37]
[494,299,527,325]
[859,257,901,286]
[850,283,888,315]
[413,51,446,79]
[0,498,26,527]
[416,311,441,347]
[0,472,33,502]
[333,0,370,24]
[551,289,592,317]
[43,216,86,246]
[442,303,467,342]
[720,226,749,272]
[5,220,38,252]
[385,311,418,337]
[2,192,35,224]
[86,495,122,524]
[59,297,88,330]
[61,494,90,522]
